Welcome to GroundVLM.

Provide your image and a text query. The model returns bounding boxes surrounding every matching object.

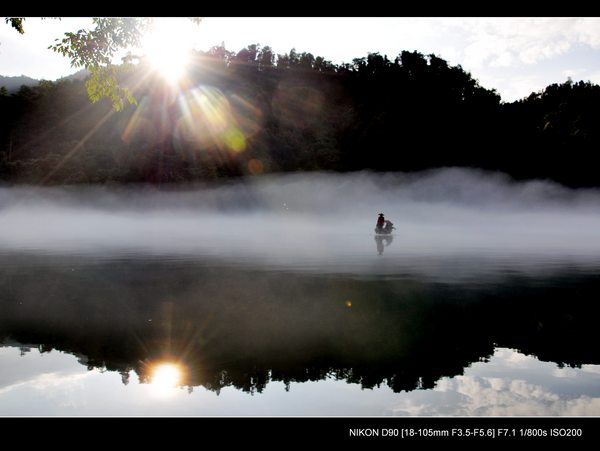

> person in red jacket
[376,213,385,231]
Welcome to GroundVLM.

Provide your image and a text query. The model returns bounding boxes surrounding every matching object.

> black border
[2,417,599,445]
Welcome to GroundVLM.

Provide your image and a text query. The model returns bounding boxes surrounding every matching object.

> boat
[374,220,395,235]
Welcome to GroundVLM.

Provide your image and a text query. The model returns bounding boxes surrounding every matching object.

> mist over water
[1,167,600,281]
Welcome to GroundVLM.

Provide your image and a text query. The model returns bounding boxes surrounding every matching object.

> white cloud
[28,371,90,391]
[390,348,600,416]
[572,18,600,47]
[552,367,579,378]
[0,370,90,399]
[489,51,514,68]
[501,348,538,368]
[488,377,507,391]
[393,375,600,416]
[0,380,28,396]
[439,18,600,74]
[581,365,600,375]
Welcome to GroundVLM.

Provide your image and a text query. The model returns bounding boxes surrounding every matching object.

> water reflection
[146,361,186,398]
[374,234,394,255]
[0,252,599,402]
[388,348,600,416]
[1,346,598,415]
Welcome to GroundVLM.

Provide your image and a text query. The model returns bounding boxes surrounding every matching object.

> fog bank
[1,168,600,280]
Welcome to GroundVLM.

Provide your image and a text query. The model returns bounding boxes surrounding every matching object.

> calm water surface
[1,251,599,416]
[1,171,600,416]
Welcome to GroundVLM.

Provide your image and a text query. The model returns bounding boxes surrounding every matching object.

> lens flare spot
[248,158,264,175]
[224,127,246,152]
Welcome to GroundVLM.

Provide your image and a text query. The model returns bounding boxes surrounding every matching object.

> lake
[1,169,600,416]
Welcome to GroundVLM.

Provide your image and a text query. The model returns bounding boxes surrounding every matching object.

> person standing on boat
[376,213,385,231]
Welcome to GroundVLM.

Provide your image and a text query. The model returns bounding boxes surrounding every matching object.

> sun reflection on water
[148,362,184,397]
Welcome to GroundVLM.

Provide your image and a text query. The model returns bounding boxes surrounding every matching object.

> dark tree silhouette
[0,43,598,187]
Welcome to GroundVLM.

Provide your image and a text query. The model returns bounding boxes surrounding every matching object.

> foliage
[85,65,137,111]
[6,17,24,34]
[49,18,148,68]
[47,18,150,110]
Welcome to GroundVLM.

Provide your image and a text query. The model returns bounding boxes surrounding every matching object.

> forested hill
[1,45,599,187]
[0,75,39,93]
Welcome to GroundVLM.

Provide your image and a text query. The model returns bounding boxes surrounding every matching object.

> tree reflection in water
[0,254,599,395]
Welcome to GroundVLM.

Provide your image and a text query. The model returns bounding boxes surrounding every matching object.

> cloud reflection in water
[389,348,600,416]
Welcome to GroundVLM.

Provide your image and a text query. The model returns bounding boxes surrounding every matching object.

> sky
[1,17,600,102]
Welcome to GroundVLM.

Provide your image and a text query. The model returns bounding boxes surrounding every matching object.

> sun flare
[149,362,183,396]
[141,19,196,84]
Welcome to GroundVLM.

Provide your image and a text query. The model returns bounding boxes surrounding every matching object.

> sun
[141,18,196,84]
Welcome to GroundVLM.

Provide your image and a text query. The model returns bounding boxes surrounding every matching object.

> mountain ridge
[0,75,39,92]
[0,69,89,92]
